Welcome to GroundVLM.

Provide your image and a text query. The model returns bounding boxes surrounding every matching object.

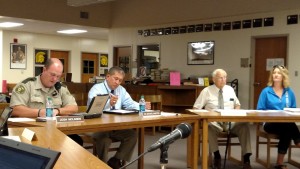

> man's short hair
[108,66,125,76]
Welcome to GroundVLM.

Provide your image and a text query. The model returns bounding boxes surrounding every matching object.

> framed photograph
[100,54,108,67]
[187,41,215,65]
[34,49,49,65]
[10,43,27,69]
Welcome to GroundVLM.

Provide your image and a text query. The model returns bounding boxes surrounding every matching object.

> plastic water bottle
[139,95,145,116]
[46,97,53,118]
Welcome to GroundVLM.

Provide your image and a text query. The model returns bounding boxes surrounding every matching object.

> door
[51,50,69,81]
[253,37,287,108]
[113,46,132,81]
[81,53,98,83]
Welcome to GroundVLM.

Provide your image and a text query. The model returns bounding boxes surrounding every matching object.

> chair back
[72,93,85,106]
[78,106,87,112]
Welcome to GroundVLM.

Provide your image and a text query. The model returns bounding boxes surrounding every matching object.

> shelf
[162,104,193,107]
[158,85,201,90]
[124,85,203,113]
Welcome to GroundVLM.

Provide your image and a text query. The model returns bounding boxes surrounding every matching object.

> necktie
[218,89,228,131]
[111,90,115,110]
[218,89,224,109]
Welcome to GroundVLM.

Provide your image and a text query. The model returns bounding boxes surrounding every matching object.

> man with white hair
[193,69,252,169]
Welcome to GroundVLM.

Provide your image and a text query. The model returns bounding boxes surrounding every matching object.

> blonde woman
[257,65,300,169]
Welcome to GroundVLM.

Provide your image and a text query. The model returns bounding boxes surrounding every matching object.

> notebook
[0,107,12,136]
[103,109,139,115]
[0,137,61,169]
[73,94,109,119]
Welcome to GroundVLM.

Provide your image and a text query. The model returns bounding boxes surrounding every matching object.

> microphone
[147,123,192,152]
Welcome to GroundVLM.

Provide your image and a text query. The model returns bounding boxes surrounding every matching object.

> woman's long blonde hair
[267,65,290,88]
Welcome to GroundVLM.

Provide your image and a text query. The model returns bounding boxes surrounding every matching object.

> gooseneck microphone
[147,123,192,152]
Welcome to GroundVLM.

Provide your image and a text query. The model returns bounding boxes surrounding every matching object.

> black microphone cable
[119,151,148,169]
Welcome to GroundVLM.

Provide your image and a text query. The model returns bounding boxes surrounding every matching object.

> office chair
[72,93,85,106]
[199,126,243,166]
[256,123,300,168]
[77,106,120,156]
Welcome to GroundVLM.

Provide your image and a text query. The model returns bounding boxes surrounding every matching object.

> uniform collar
[35,75,56,94]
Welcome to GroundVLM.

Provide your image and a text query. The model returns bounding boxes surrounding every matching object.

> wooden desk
[187,110,300,169]
[8,126,110,169]
[9,113,199,169]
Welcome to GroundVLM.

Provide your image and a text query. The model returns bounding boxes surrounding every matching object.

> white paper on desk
[284,108,300,112]
[8,118,36,122]
[214,109,247,116]
[284,108,300,115]
[254,110,285,113]
[1,136,21,142]
[285,111,300,115]
[187,109,209,113]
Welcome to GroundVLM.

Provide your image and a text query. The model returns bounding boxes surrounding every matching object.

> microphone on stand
[147,123,192,152]
[120,123,192,169]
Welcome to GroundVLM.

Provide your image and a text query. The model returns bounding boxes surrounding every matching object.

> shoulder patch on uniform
[15,85,26,94]
[21,77,36,84]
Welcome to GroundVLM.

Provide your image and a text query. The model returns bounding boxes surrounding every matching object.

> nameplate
[56,116,84,122]
[22,128,38,141]
[143,110,161,116]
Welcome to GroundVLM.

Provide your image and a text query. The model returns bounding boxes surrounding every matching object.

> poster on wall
[100,54,108,67]
[34,49,49,65]
[187,41,214,65]
[266,58,284,71]
[10,43,27,69]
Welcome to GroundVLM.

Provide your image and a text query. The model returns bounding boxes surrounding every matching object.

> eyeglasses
[215,76,227,80]
[273,65,286,70]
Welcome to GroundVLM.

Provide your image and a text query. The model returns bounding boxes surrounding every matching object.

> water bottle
[139,95,145,116]
[46,97,53,118]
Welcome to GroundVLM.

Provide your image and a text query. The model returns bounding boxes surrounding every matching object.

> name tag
[56,116,84,122]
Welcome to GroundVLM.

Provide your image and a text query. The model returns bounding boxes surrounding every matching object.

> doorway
[81,52,99,83]
[137,44,160,77]
[51,50,69,82]
[113,46,132,81]
[251,36,287,108]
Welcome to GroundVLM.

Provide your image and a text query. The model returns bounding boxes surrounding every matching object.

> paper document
[186,109,209,113]
[284,108,300,112]
[1,136,21,142]
[8,118,35,122]
[214,109,247,116]
[284,108,300,115]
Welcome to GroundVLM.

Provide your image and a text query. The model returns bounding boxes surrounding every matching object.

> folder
[170,72,181,86]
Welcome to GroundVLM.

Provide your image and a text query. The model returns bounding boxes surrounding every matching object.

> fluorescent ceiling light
[57,29,87,34]
[0,22,24,28]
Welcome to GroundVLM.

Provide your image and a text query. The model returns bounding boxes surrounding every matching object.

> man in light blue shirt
[88,66,150,169]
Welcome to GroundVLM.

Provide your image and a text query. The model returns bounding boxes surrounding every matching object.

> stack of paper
[284,108,300,115]
[214,109,247,116]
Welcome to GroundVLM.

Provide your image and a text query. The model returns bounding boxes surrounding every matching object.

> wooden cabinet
[124,84,204,113]
[157,85,204,113]
[124,85,158,101]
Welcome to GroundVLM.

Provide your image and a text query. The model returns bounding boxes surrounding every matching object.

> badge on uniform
[15,85,26,94]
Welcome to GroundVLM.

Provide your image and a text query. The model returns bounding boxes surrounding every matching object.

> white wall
[109,9,300,109]
[1,31,108,85]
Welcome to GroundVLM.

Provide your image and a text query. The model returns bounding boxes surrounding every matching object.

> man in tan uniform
[10,58,83,145]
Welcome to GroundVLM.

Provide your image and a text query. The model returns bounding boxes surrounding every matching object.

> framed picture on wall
[187,41,215,65]
[100,54,108,67]
[34,49,49,65]
[10,43,27,69]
